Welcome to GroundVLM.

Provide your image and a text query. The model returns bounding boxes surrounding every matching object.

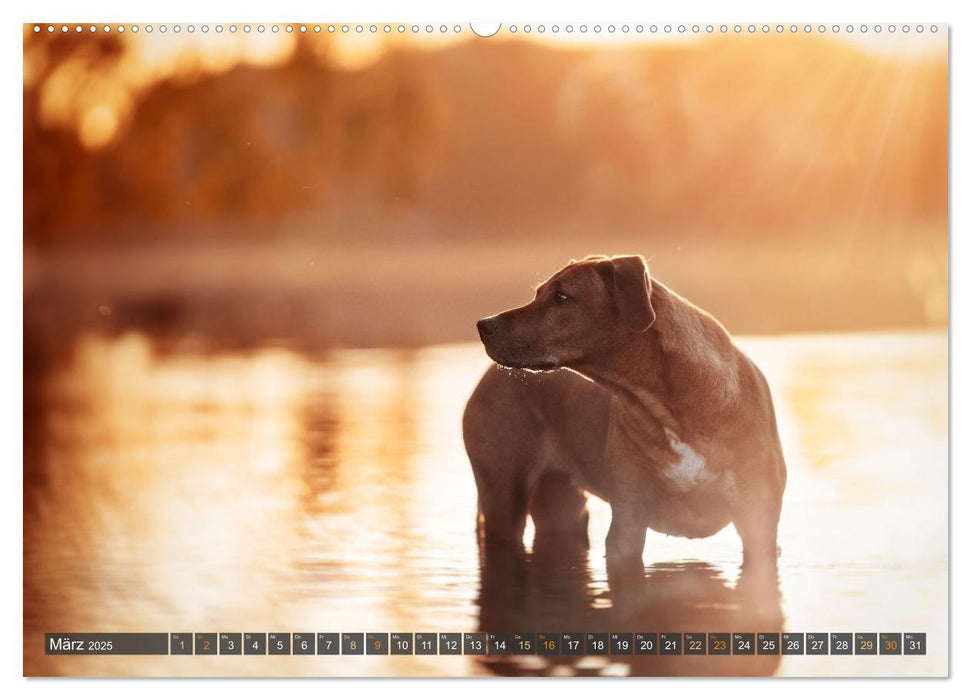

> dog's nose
[477,316,499,338]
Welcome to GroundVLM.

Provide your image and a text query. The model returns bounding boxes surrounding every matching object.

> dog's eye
[554,291,570,304]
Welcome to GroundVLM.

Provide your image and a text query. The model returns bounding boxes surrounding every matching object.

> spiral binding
[30,23,942,36]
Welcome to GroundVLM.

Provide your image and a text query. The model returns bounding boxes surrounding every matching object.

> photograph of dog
[23,24,946,677]
[465,254,786,570]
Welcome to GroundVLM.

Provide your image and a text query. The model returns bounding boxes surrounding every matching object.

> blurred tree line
[24,31,947,245]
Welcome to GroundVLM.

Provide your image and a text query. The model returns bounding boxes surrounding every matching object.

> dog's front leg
[605,500,647,567]
[603,412,649,569]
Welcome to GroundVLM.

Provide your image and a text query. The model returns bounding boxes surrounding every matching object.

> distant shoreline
[24,235,947,357]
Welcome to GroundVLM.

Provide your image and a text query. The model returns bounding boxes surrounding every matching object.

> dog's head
[476,254,656,371]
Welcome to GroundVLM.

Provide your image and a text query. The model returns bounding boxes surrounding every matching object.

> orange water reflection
[23,331,947,676]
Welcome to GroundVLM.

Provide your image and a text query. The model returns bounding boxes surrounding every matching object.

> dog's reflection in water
[475,534,784,677]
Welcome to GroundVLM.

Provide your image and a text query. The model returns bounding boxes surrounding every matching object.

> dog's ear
[606,255,656,332]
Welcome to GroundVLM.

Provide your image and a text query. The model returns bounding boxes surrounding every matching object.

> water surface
[23,331,948,676]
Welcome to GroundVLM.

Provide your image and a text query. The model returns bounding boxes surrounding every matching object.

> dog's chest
[658,428,730,495]
[608,406,734,498]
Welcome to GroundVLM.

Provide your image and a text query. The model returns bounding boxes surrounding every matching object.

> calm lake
[23,331,948,676]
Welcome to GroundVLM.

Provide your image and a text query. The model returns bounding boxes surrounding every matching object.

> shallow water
[23,331,948,676]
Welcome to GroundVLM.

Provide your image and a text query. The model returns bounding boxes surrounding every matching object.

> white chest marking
[661,428,712,492]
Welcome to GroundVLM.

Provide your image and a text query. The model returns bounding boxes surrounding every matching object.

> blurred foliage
[24,31,947,244]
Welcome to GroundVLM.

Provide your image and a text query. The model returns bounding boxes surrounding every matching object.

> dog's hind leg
[464,368,544,552]
[529,470,589,548]
[476,473,530,550]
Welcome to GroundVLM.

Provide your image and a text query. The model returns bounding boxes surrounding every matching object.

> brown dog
[463,254,786,568]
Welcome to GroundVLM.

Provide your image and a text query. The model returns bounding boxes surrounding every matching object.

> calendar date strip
[46,632,926,656]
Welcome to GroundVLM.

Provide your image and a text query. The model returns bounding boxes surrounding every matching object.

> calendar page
[22,20,948,678]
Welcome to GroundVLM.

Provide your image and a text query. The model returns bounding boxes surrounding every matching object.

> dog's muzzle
[477,316,500,340]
